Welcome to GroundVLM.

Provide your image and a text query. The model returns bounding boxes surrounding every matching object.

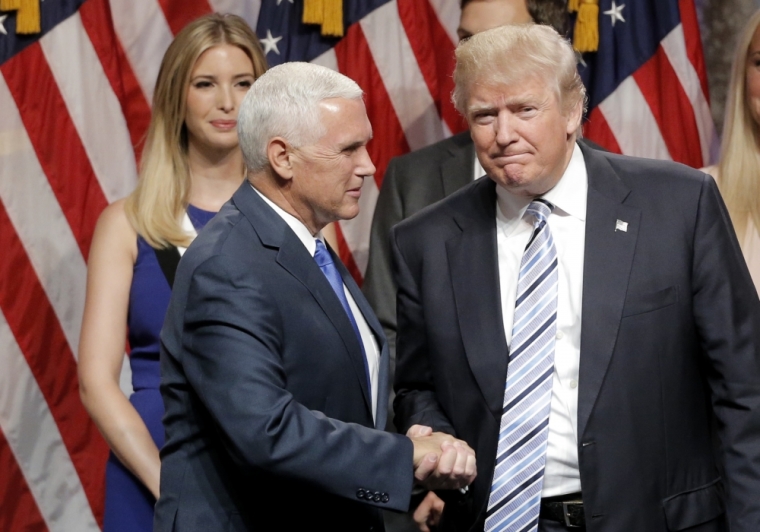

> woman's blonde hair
[125,13,267,248]
[718,10,760,244]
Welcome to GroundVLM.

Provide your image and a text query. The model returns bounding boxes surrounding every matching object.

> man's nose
[494,113,519,146]
[357,146,376,177]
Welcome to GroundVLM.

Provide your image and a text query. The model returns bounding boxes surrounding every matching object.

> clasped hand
[407,424,476,490]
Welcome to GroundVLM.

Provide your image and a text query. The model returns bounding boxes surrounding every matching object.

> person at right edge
[392,23,760,532]
[703,10,760,292]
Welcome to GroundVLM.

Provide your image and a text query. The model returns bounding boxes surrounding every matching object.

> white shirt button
[569,379,578,389]
[556,331,564,340]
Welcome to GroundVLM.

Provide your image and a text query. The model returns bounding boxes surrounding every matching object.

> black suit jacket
[154,183,414,532]
[364,131,473,364]
[391,144,760,531]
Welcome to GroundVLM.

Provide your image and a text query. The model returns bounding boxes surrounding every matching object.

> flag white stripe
[660,24,719,165]
[40,12,138,203]
[0,73,87,359]
[361,1,445,151]
[208,0,262,28]
[0,311,99,532]
[311,48,340,72]
[428,0,460,44]
[599,77,672,161]
[109,0,173,104]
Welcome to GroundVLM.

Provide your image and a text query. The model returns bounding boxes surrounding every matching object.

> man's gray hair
[238,62,364,172]
[452,24,586,118]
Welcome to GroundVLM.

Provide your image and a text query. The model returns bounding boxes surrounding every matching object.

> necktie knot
[314,239,334,268]
[526,199,554,227]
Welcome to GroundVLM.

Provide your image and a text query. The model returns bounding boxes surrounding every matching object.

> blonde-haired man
[392,24,760,532]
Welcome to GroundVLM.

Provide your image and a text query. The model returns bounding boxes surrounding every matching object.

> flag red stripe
[79,0,152,161]
[678,0,710,101]
[0,428,47,532]
[633,47,703,167]
[0,202,109,526]
[156,0,214,36]
[584,107,623,155]
[396,0,441,115]
[334,23,411,190]
[0,45,108,257]
[397,0,465,136]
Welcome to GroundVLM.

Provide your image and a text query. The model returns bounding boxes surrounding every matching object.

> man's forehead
[315,98,372,142]
[467,77,555,104]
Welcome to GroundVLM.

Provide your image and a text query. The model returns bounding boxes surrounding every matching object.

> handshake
[407,424,477,490]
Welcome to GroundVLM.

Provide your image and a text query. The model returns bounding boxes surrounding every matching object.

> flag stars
[0,14,7,36]
[260,29,283,55]
[604,1,626,27]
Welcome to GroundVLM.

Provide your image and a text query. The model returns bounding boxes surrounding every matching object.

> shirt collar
[252,185,322,257]
[495,142,588,227]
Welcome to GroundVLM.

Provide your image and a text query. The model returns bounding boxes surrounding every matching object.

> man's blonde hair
[453,24,585,119]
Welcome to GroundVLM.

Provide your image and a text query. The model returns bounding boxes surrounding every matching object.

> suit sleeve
[391,225,457,437]
[691,175,760,530]
[180,255,415,512]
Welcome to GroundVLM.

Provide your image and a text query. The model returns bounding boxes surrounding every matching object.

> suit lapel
[447,179,509,418]
[233,184,373,416]
[577,145,641,440]
[441,132,476,197]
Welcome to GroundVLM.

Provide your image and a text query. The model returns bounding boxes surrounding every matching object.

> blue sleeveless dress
[103,205,216,532]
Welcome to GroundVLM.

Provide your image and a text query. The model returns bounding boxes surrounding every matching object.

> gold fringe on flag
[302,0,323,25]
[567,0,581,13]
[0,0,21,11]
[572,0,599,53]
[16,0,41,34]
[302,0,344,38]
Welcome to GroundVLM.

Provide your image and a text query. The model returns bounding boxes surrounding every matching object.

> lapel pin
[615,220,628,232]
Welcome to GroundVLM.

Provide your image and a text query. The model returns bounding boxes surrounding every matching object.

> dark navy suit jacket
[392,143,760,531]
[154,183,413,532]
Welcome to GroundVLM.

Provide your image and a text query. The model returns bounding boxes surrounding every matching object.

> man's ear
[566,99,584,138]
[267,137,293,180]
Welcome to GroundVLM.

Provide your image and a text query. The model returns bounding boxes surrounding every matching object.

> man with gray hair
[392,24,760,531]
[154,62,475,532]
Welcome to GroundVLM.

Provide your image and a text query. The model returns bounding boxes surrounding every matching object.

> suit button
[373,493,381,502]
[382,494,389,503]
[356,488,365,499]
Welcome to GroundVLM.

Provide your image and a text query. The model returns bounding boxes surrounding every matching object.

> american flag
[580,0,717,166]
[0,0,712,530]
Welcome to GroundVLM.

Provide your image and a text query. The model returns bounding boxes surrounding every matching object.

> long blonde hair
[125,13,267,248]
[718,10,760,244]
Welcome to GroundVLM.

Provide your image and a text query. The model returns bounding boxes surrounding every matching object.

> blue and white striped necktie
[485,199,558,532]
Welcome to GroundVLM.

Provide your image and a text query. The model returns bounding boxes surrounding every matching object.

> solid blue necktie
[485,200,558,532]
[313,239,371,393]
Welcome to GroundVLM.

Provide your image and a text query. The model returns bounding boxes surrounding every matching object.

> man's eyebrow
[468,103,496,114]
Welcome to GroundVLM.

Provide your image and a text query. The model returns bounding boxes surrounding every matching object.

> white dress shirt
[253,186,381,421]
[473,151,486,181]
[495,144,587,497]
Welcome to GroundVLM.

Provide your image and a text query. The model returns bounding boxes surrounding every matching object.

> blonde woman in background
[704,10,760,290]
[78,14,266,531]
